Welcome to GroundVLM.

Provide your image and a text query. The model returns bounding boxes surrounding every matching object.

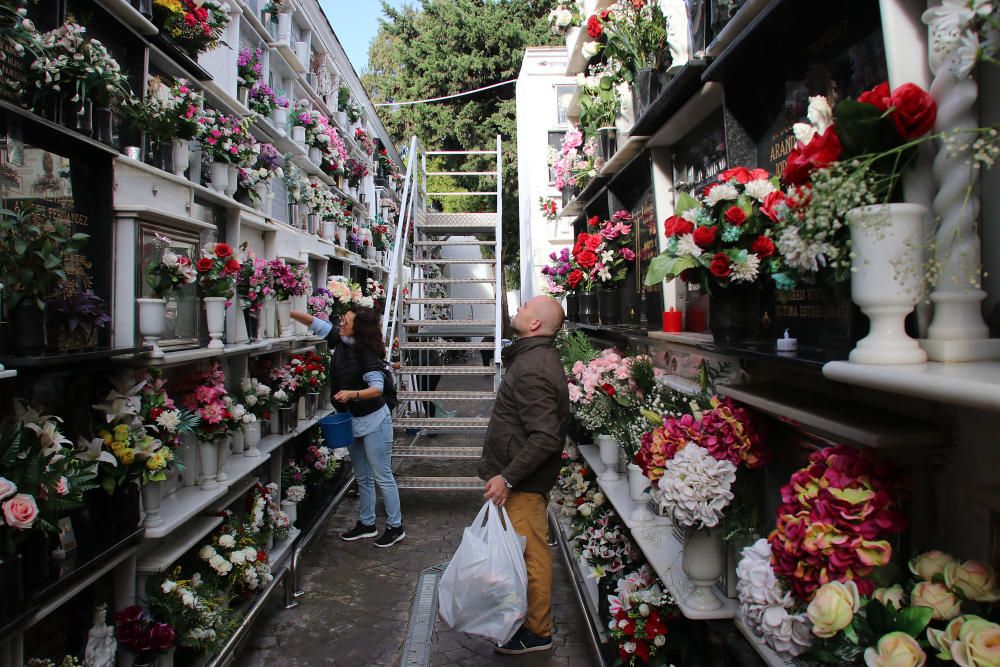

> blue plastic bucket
[320,412,353,447]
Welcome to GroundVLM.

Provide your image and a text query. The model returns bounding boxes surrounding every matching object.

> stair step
[406,298,495,305]
[395,476,484,491]
[410,278,495,284]
[418,212,496,233]
[414,240,496,246]
[411,258,496,265]
[399,341,496,350]
[395,417,491,429]
[398,390,495,400]
[393,446,483,459]
[398,366,495,375]
[405,319,495,327]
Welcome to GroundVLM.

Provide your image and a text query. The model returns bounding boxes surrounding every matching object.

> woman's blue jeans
[347,415,402,528]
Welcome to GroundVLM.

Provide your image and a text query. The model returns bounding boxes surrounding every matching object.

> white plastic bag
[438,501,528,644]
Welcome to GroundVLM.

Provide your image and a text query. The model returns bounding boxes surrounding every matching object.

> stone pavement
[238,370,599,667]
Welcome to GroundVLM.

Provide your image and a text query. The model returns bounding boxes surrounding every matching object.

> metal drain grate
[401,561,449,667]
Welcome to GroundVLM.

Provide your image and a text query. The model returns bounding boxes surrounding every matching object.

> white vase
[136,298,167,358]
[276,299,292,336]
[276,12,291,43]
[141,480,164,529]
[266,532,275,550]
[335,111,348,128]
[177,434,198,487]
[216,435,231,484]
[320,221,334,240]
[336,226,347,246]
[244,419,262,457]
[627,463,655,524]
[203,296,228,350]
[172,139,190,178]
[198,440,219,491]
[210,161,229,193]
[158,647,175,667]
[292,125,306,145]
[847,203,928,365]
[294,41,308,66]
[262,296,276,338]
[231,429,245,455]
[281,499,297,530]
[254,182,270,214]
[309,146,322,164]
[682,528,724,612]
[225,164,238,197]
[597,434,620,481]
[188,143,203,184]
[271,106,288,133]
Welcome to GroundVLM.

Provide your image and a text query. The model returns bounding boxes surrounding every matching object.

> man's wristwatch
[501,476,513,489]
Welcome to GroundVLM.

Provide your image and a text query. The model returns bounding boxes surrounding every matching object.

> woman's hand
[334,390,358,403]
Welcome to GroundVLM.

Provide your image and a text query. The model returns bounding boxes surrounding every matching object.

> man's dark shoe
[495,627,553,654]
[341,521,378,541]
[374,524,405,547]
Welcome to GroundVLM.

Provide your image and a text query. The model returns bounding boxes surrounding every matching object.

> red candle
[662,308,682,332]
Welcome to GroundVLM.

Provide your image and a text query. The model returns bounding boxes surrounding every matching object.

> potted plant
[180,361,233,491]
[236,47,264,106]
[194,243,239,349]
[578,68,621,161]
[46,289,111,352]
[140,234,196,358]
[0,207,89,356]
[127,78,204,177]
[196,110,252,194]
[151,0,230,58]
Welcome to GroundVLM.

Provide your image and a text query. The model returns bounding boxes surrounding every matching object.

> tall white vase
[254,182,270,215]
[309,146,323,164]
[847,203,928,365]
[141,480,164,529]
[627,463,655,523]
[271,106,288,133]
[216,435,231,484]
[244,419,262,457]
[597,434,620,482]
[276,12,291,43]
[203,297,228,350]
[231,429,245,456]
[683,528,724,612]
[281,499,298,530]
[198,440,219,491]
[276,299,292,336]
[137,298,166,358]
[210,161,229,193]
[292,125,306,145]
[177,434,198,487]
[225,164,238,197]
[172,139,190,178]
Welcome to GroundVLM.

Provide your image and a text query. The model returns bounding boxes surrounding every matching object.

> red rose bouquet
[645,166,779,291]
[114,605,175,663]
[152,0,229,56]
[195,243,239,298]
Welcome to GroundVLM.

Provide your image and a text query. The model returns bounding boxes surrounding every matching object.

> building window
[547,130,564,183]
[555,84,575,125]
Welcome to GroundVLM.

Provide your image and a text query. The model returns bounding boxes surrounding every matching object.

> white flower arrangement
[652,443,736,529]
[736,539,813,658]
[285,484,306,503]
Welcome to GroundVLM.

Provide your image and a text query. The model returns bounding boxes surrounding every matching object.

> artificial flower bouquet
[245,482,286,543]
[575,510,642,581]
[607,565,677,667]
[736,445,908,661]
[289,351,328,394]
[541,247,574,296]
[28,21,131,113]
[326,275,361,316]
[248,80,284,116]
[304,442,339,481]
[238,142,284,200]
[152,0,230,56]
[239,376,272,421]
[586,0,669,82]
[346,156,369,189]
[354,126,376,155]
[197,516,272,599]
[283,159,308,205]
[113,605,175,665]
[197,110,255,166]
[645,166,779,292]
[308,288,335,321]
[366,276,387,311]
[267,259,310,301]
[145,233,196,299]
[579,211,635,287]
[145,567,235,654]
[237,47,264,90]
[181,362,233,442]
[547,2,581,35]
[127,77,204,145]
[372,223,392,252]
[235,249,272,313]
[539,197,560,222]
[281,459,308,503]
[1,402,98,556]
[141,368,199,450]
[195,243,239,299]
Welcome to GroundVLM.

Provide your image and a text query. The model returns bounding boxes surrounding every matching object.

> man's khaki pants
[504,491,551,637]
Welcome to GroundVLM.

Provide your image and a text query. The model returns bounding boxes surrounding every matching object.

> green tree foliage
[362,0,558,267]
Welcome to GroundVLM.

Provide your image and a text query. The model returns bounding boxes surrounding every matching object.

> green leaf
[834,99,897,158]
[644,254,698,285]
[897,606,933,637]
[675,191,699,216]
[842,623,859,645]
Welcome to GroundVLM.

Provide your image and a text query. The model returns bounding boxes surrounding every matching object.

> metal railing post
[381,135,419,348]
[494,134,503,391]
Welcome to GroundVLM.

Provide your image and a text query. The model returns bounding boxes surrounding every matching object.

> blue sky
[319,0,411,75]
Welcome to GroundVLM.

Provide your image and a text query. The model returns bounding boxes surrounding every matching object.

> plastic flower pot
[320,412,353,447]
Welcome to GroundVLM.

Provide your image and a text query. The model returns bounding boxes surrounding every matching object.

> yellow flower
[100,429,113,445]
[162,448,174,462]
[807,581,860,638]
[113,424,130,442]
[146,452,166,471]
[118,448,135,466]
[863,632,926,667]
[153,0,184,13]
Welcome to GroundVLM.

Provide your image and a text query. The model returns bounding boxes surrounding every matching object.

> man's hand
[483,474,510,507]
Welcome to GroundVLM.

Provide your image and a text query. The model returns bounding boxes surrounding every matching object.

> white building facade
[515,47,578,301]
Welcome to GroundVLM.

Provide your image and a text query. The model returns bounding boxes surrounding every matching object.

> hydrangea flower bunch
[652,443,737,529]
[540,246,573,295]
[646,166,779,291]
[769,445,907,602]
[607,565,676,667]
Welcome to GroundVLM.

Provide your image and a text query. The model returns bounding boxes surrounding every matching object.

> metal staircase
[380,136,504,492]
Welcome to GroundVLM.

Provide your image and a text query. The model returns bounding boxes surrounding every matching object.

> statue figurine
[84,604,116,667]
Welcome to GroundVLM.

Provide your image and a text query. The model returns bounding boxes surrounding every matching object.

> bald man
[479,296,569,655]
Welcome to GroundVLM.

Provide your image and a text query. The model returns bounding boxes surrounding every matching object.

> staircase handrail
[381,135,420,349]
[493,134,502,386]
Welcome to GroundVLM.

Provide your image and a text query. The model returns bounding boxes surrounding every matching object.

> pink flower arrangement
[267,259,310,300]
[568,348,632,405]
[237,253,272,313]
[354,127,375,155]
[181,362,232,441]
[768,445,907,601]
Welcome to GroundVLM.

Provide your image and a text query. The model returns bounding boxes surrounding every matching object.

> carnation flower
[674,233,703,258]
[704,182,739,207]
[744,178,777,202]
